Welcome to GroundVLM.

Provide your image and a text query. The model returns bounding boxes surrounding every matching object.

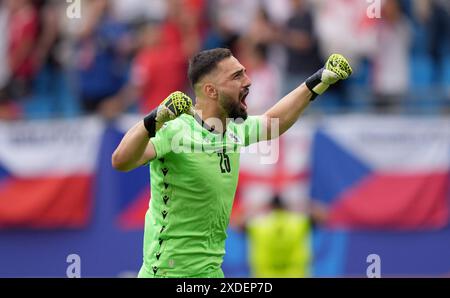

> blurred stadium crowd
[0,0,449,121]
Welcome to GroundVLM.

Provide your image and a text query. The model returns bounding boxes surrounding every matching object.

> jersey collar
[194,113,223,135]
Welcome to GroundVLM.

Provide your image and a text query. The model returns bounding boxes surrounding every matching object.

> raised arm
[112,91,194,172]
[112,121,156,172]
[263,54,352,139]
[263,83,312,138]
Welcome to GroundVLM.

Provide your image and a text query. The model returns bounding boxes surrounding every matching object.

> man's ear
[203,83,218,99]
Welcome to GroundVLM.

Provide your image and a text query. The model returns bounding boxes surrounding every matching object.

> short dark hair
[188,48,232,87]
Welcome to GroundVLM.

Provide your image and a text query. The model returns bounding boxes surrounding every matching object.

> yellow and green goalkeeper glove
[305,54,353,101]
[143,91,194,138]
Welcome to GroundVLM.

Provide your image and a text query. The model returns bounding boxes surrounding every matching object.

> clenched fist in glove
[143,91,195,138]
[305,54,353,101]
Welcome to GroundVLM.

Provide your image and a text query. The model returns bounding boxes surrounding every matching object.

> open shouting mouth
[240,88,249,110]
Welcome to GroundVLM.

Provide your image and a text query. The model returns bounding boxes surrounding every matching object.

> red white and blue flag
[0,117,104,228]
[311,115,450,230]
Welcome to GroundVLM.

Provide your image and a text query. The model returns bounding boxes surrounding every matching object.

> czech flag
[311,115,450,230]
[0,117,103,229]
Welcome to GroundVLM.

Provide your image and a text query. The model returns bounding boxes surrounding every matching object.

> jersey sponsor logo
[227,131,242,145]
[160,123,168,130]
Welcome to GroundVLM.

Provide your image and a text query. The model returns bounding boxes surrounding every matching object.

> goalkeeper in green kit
[112,48,352,278]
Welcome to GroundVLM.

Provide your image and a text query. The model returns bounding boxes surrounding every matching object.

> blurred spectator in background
[246,6,278,48]
[107,0,203,118]
[263,0,291,27]
[202,13,240,52]
[164,0,203,61]
[203,0,259,53]
[313,0,374,71]
[415,0,450,77]
[6,0,38,97]
[73,0,131,116]
[371,0,411,113]
[0,0,38,119]
[25,0,79,119]
[280,0,322,96]
[247,194,311,278]
[33,0,59,73]
[0,0,446,119]
[122,17,189,115]
[112,0,166,24]
[207,0,258,37]
[0,0,11,117]
[245,4,287,88]
[313,0,376,109]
